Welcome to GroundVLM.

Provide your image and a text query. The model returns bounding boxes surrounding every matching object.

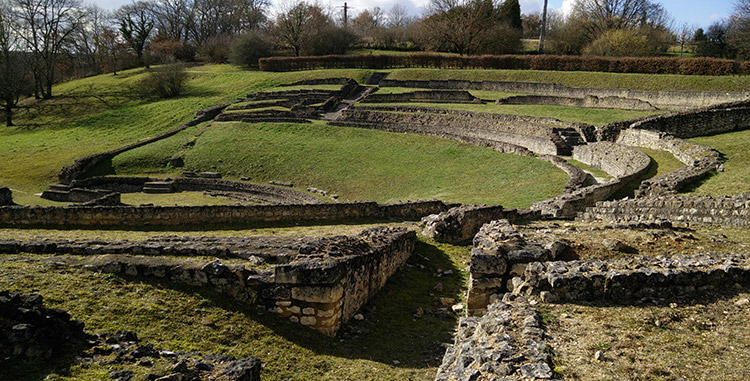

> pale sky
[91,0,733,30]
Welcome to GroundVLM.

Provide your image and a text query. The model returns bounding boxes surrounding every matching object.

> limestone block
[291,285,344,303]
[470,253,507,275]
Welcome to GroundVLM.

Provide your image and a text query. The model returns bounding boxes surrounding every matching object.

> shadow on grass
[137,240,465,369]
[2,346,90,381]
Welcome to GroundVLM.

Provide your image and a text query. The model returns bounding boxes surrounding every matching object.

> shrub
[136,64,189,98]
[197,35,233,63]
[583,29,655,57]
[229,32,273,67]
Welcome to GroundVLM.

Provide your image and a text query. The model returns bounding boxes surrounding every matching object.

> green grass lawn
[687,129,750,196]
[111,120,568,208]
[361,102,662,126]
[387,68,750,92]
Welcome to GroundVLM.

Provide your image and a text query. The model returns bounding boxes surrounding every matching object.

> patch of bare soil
[541,291,750,380]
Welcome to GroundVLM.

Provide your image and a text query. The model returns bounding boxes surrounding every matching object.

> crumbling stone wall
[0,200,449,227]
[79,227,416,336]
[420,205,540,244]
[530,142,651,218]
[435,296,555,380]
[627,100,750,138]
[578,194,750,228]
[336,108,583,155]
[58,104,228,184]
[361,90,478,103]
[379,79,750,110]
[497,94,657,111]
[616,128,722,196]
[466,220,566,314]
[520,252,750,304]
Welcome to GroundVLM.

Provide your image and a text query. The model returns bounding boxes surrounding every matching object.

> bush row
[259,53,750,76]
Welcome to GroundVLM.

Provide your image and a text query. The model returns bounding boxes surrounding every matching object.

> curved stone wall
[497,94,657,111]
[361,90,478,104]
[379,79,750,110]
[627,100,750,138]
[616,129,722,196]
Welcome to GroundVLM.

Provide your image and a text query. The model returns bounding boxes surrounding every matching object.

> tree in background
[0,0,32,126]
[13,0,82,99]
[116,1,154,67]
[729,0,750,59]
[229,31,272,67]
[673,22,696,57]
[522,12,541,39]
[418,0,521,55]
[696,21,733,58]
[498,0,522,31]
[274,1,355,56]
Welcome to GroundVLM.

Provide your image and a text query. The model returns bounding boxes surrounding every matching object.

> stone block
[471,254,507,275]
[291,285,344,303]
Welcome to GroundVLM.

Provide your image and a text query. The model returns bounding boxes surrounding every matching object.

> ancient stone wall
[77,227,416,336]
[435,296,554,380]
[0,200,449,227]
[578,195,750,228]
[379,79,750,110]
[420,205,541,244]
[466,220,565,313]
[361,90,478,103]
[520,252,750,304]
[337,108,578,155]
[530,142,651,218]
[616,128,722,196]
[628,100,750,138]
[58,104,228,184]
[497,94,657,111]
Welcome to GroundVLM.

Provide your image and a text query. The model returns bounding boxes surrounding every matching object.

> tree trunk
[4,102,13,127]
[538,0,548,53]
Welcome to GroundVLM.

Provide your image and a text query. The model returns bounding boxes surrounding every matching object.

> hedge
[258,53,750,76]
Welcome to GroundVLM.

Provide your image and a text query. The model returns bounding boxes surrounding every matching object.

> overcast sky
[91,0,734,30]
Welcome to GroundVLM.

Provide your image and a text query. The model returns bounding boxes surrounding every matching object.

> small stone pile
[0,291,91,360]
[436,295,555,380]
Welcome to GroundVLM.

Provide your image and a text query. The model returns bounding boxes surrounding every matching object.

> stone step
[40,189,70,201]
[48,184,71,191]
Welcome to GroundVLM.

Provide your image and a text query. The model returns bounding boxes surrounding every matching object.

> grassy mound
[114,121,568,207]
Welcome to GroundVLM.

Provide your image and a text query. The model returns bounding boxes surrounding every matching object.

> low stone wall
[616,128,722,196]
[379,79,750,110]
[435,296,554,380]
[519,252,750,304]
[78,227,416,336]
[628,100,750,138]
[538,155,592,191]
[578,194,750,228]
[497,94,657,111]
[0,187,13,206]
[337,108,583,155]
[419,205,540,244]
[466,220,566,314]
[58,104,228,184]
[530,142,651,218]
[361,90,478,103]
[0,200,449,227]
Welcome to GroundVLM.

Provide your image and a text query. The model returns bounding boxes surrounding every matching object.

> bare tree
[151,0,192,41]
[572,0,670,39]
[71,4,110,76]
[386,4,411,28]
[673,21,696,57]
[13,0,82,99]
[1,0,32,126]
[274,1,313,56]
[729,0,750,59]
[116,1,154,67]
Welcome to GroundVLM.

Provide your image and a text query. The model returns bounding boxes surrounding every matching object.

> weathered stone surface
[0,187,14,206]
[291,285,344,303]
[420,205,539,244]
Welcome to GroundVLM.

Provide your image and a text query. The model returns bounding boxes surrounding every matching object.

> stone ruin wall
[419,205,542,244]
[497,94,657,111]
[74,227,416,337]
[530,142,651,219]
[58,104,228,185]
[379,79,750,110]
[360,90,478,103]
[0,200,449,228]
[578,194,750,228]
[338,108,572,155]
[628,100,750,138]
[616,128,722,197]
[57,176,324,205]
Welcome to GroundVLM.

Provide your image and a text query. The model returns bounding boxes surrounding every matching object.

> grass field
[687,129,750,196]
[111,120,568,207]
